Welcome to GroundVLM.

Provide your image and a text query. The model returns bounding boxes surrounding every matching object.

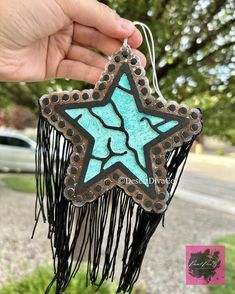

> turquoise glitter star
[40,49,202,213]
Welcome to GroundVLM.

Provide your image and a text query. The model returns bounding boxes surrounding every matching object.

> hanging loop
[123,37,128,48]
[123,21,164,99]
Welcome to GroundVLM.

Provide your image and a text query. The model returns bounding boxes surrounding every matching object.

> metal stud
[67,129,74,137]
[70,166,78,174]
[58,121,65,128]
[135,68,142,75]
[114,55,121,62]
[112,173,119,180]
[127,185,135,192]
[82,93,89,100]
[72,93,80,100]
[98,83,106,91]
[136,193,143,200]
[42,97,50,105]
[131,58,137,65]
[51,114,59,122]
[141,87,148,95]
[92,92,100,100]
[108,64,115,72]
[95,185,102,192]
[43,107,51,115]
[103,74,110,81]
[122,50,129,57]
[144,200,152,208]
[104,179,111,186]
[62,94,69,101]
[51,95,59,102]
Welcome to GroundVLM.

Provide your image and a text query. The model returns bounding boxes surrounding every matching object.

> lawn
[209,234,235,294]
[0,265,144,294]
[3,175,36,193]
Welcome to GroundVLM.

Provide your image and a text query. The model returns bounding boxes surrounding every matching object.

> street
[177,153,235,215]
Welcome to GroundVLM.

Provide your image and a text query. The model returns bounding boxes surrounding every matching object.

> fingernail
[120,19,134,32]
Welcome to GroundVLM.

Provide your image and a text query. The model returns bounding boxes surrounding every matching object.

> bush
[215,148,225,156]
[0,264,145,294]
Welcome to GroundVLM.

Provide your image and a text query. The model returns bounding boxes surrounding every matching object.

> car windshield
[0,136,31,148]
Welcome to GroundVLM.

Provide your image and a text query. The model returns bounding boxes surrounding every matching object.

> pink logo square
[186,245,225,285]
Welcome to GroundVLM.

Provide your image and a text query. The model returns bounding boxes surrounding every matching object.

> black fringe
[33,114,197,294]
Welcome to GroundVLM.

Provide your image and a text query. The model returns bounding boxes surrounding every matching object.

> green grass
[3,175,36,193]
[0,265,112,294]
[0,265,145,294]
[209,235,235,294]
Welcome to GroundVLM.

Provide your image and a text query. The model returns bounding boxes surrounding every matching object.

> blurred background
[0,0,234,294]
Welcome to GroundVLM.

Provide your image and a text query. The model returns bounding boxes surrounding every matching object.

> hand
[0,0,145,83]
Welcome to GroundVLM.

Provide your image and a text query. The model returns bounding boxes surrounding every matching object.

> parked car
[0,131,36,172]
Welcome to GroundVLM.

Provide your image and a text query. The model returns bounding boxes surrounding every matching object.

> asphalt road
[176,153,235,215]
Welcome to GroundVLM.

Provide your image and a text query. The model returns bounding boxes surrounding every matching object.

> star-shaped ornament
[40,46,202,213]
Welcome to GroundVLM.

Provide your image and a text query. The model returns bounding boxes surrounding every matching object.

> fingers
[55,0,147,83]
[60,0,135,39]
[67,45,107,69]
[61,42,146,83]
[73,23,142,50]
[59,0,143,56]
[56,45,147,83]
[126,27,143,49]
[56,60,102,84]
[73,24,121,54]
[73,24,146,66]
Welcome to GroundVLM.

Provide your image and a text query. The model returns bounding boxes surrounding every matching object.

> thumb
[59,0,135,38]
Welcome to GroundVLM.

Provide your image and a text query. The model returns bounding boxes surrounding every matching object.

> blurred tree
[0,105,36,129]
[0,0,234,143]
[0,80,84,111]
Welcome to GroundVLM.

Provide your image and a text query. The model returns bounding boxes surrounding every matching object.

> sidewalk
[0,186,50,286]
